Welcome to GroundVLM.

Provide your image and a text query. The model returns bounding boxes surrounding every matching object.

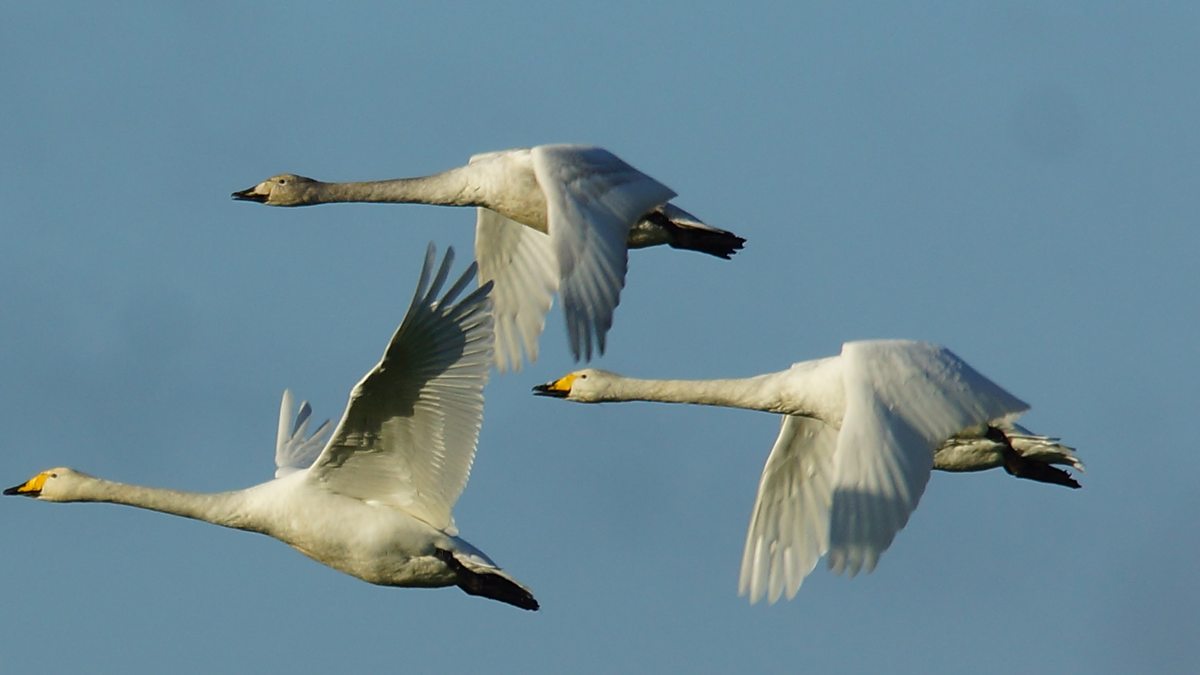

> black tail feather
[434,548,540,611]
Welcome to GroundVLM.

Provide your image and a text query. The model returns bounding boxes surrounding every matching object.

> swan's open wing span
[307,244,494,533]
[274,389,332,478]
[474,208,558,372]
[826,341,1028,576]
[532,145,675,361]
[739,414,838,604]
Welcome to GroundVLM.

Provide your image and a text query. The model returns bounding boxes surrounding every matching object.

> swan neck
[69,477,256,530]
[314,168,478,207]
[602,374,790,414]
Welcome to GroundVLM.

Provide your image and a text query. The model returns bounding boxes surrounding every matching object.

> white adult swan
[6,244,538,611]
[232,144,746,371]
[533,340,1082,604]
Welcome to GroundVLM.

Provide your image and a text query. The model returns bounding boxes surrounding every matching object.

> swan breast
[467,149,550,232]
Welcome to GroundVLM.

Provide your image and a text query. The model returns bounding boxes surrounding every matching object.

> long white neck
[599,375,775,409]
[596,372,801,415]
[591,360,845,424]
[310,167,479,207]
[62,476,261,532]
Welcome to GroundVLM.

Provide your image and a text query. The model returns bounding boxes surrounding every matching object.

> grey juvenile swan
[534,340,1082,604]
[7,244,538,610]
[233,144,746,371]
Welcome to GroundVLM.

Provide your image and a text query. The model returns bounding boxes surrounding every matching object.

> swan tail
[434,548,540,611]
[638,204,746,259]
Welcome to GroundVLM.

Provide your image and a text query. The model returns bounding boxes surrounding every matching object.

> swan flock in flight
[8,144,1080,609]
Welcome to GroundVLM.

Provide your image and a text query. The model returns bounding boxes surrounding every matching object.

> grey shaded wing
[306,244,494,533]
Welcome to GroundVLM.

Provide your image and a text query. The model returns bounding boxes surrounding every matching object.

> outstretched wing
[306,244,495,533]
[739,414,838,604]
[532,145,675,361]
[826,341,1028,576]
[274,389,332,478]
[474,208,558,372]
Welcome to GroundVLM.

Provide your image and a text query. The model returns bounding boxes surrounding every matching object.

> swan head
[4,467,92,502]
[532,369,617,402]
[232,173,319,206]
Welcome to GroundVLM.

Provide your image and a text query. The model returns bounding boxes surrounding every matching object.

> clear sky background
[2,3,1196,674]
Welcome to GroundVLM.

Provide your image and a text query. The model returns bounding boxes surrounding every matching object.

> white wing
[826,340,1028,576]
[739,414,838,604]
[274,389,332,478]
[474,208,558,372]
[305,244,494,533]
[531,145,675,361]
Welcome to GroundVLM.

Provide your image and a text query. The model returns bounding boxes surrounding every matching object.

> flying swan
[7,244,538,610]
[533,340,1082,604]
[232,144,746,371]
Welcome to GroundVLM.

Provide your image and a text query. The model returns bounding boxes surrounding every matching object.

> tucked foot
[992,427,1082,489]
[434,548,540,611]
[665,223,746,258]
[642,209,746,259]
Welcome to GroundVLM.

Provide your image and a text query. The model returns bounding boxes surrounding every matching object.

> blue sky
[2,3,1196,673]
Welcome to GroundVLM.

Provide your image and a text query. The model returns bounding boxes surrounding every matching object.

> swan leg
[632,211,746,259]
[990,427,1081,489]
[432,548,540,611]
